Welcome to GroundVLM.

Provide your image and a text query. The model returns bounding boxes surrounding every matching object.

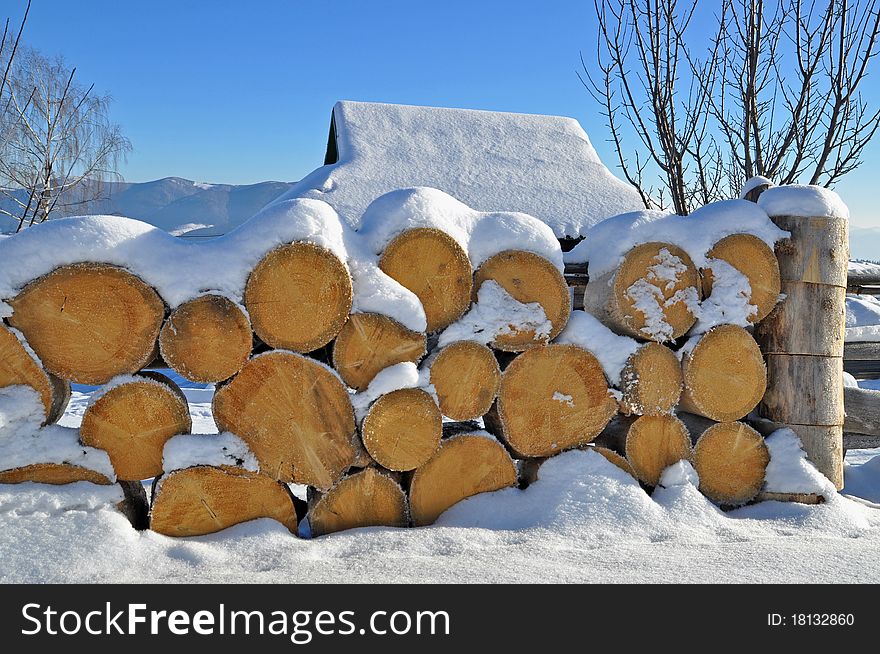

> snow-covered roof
[275,101,644,238]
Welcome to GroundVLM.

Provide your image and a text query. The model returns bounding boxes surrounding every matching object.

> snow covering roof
[275,101,644,237]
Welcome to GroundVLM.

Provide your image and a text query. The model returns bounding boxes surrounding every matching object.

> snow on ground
[2,377,880,583]
[846,293,880,341]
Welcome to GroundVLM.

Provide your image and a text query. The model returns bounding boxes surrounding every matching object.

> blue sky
[18,0,880,227]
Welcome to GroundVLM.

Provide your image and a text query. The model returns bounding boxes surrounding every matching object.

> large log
[331,312,426,391]
[618,342,682,416]
[582,242,700,341]
[379,227,472,332]
[150,465,299,537]
[484,344,618,457]
[307,467,409,536]
[692,421,769,505]
[679,324,767,422]
[702,233,781,323]
[7,263,165,384]
[760,354,844,426]
[428,341,501,420]
[212,351,356,490]
[408,433,517,526]
[244,242,352,352]
[80,372,191,481]
[472,250,571,351]
[0,325,70,424]
[159,294,253,383]
[361,388,442,471]
[754,281,845,357]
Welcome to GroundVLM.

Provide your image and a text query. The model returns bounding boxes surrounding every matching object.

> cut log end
[693,422,769,505]
[80,372,192,481]
[150,465,299,537]
[680,324,767,422]
[409,433,517,526]
[361,388,442,471]
[212,351,355,489]
[703,234,781,323]
[619,342,682,416]
[379,227,472,332]
[244,242,352,352]
[0,325,70,424]
[494,344,618,457]
[625,415,692,486]
[159,294,252,383]
[429,341,501,420]
[0,463,112,485]
[332,313,426,391]
[7,263,165,384]
[473,250,571,351]
[308,467,409,536]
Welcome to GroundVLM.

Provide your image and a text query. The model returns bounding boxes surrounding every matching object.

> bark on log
[618,342,682,416]
[429,341,501,420]
[361,388,442,471]
[80,372,192,481]
[487,344,618,457]
[159,294,253,383]
[760,354,844,426]
[308,467,409,536]
[332,312,427,391]
[408,433,517,526]
[581,242,700,341]
[150,465,299,537]
[692,421,769,505]
[379,227,472,332]
[680,324,767,422]
[7,263,165,384]
[754,281,845,357]
[472,250,571,350]
[623,415,693,486]
[244,242,352,352]
[0,324,70,424]
[702,233,781,323]
[213,351,356,490]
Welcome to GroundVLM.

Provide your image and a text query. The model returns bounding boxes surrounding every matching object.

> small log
[472,250,571,350]
[379,227,473,332]
[361,388,442,471]
[0,325,70,424]
[619,341,682,416]
[756,491,824,505]
[307,467,409,537]
[582,242,700,341]
[80,372,191,481]
[487,344,618,457]
[702,233,781,323]
[692,421,769,505]
[331,312,426,391]
[159,294,253,383]
[843,386,880,436]
[760,354,844,426]
[244,242,352,352]
[213,351,356,489]
[680,324,767,422]
[150,465,299,537]
[429,341,501,420]
[0,462,112,485]
[623,415,693,486]
[7,263,165,384]
[770,215,849,287]
[754,281,845,357]
[408,433,518,526]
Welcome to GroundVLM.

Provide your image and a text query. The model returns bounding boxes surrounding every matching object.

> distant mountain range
[0,177,296,237]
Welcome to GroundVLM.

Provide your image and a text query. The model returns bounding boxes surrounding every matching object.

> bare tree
[585,0,880,214]
[0,46,131,231]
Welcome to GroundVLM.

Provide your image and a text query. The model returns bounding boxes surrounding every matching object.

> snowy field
[0,371,878,584]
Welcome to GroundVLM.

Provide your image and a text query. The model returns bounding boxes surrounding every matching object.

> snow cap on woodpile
[274,101,643,237]
[757,185,849,220]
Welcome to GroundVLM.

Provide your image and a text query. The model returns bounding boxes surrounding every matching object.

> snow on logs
[0,325,69,424]
[212,351,356,490]
[308,467,409,536]
[7,264,165,385]
[159,294,252,383]
[702,234,781,323]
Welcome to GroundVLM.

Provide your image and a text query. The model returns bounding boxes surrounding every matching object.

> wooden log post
[755,212,848,489]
